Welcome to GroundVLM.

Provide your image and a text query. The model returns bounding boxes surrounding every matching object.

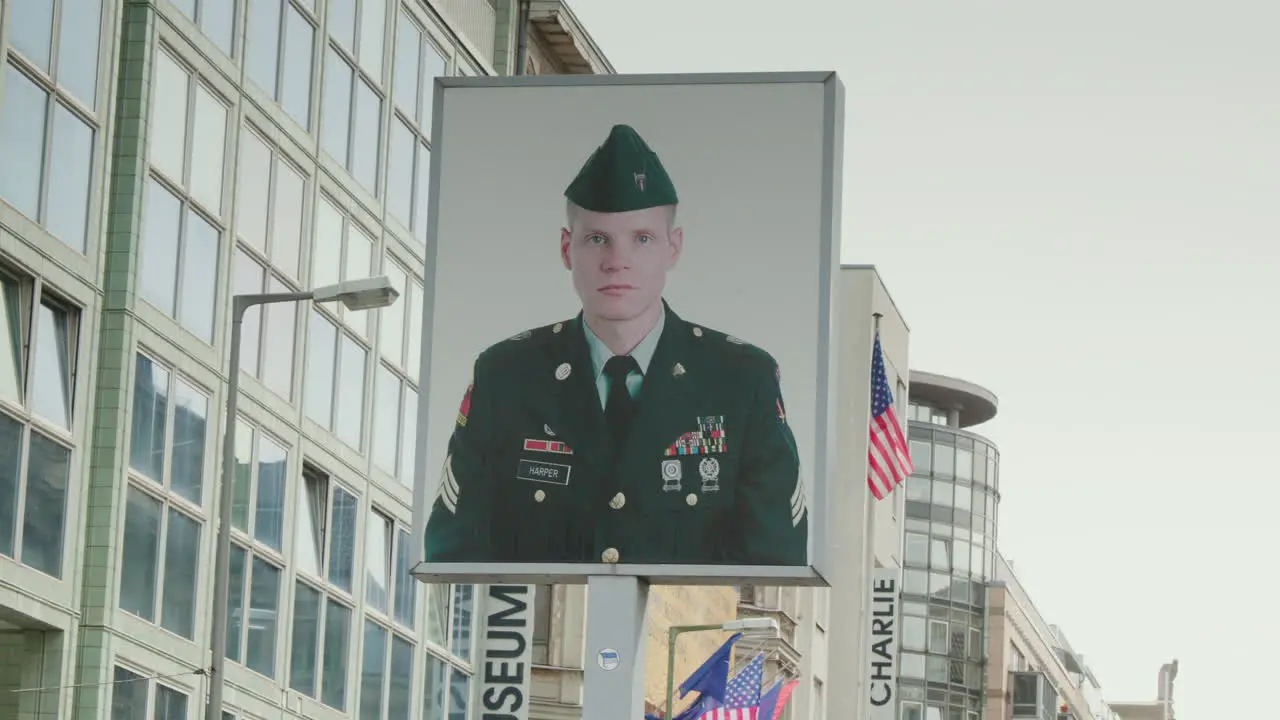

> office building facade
[898,371,1001,720]
[987,553,1112,720]
[0,1,609,718]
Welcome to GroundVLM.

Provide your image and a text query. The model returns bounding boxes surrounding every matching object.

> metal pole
[205,296,247,720]
[206,291,311,719]
[665,626,680,719]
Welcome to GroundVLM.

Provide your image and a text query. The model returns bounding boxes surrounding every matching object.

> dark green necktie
[603,355,640,443]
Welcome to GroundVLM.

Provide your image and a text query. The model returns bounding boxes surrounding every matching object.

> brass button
[692,326,703,337]
[534,489,546,503]
[601,547,620,563]
[609,492,626,510]
[686,493,698,507]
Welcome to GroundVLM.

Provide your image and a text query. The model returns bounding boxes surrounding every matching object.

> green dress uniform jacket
[423,304,809,566]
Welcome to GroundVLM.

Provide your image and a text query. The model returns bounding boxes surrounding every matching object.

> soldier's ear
[560,228,573,270]
[667,226,684,269]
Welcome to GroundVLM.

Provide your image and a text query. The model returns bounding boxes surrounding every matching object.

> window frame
[221,416,292,679]
[383,7,452,246]
[109,664,199,719]
[320,0,390,197]
[0,0,106,255]
[169,0,240,58]
[137,45,233,345]
[357,612,417,718]
[246,0,319,130]
[231,119,312,401]
[370,252,422,485]
[119,350,213,639]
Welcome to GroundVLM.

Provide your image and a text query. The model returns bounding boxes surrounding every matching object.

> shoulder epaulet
[484,318,574,355]
[686,322,775,365]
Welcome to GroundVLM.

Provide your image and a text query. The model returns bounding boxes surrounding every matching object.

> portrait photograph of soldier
[416,76,838,577]
[422,122,811,567]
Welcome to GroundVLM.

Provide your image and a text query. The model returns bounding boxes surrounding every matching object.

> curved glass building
[898,370,1000,720]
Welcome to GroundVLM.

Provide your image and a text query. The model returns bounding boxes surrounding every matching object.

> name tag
[517,459,571,486]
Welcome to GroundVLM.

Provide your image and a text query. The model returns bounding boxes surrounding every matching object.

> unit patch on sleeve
[456,383,473,427]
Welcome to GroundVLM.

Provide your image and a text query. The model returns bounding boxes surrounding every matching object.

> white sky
[567,1,1279,717]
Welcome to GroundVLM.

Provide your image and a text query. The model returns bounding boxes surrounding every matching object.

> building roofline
[841,263,910,333]
[908,369,999,427]
[529,0,616,74]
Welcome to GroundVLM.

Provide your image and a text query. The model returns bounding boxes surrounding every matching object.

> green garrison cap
[564,124,678,213]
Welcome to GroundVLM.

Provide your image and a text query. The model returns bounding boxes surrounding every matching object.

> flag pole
[872,311,883,335]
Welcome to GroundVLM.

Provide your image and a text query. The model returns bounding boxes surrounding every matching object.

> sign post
[582,577,651,718]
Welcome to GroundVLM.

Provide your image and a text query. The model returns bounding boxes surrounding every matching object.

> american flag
[698,654,765,720]
[867,329,913,500]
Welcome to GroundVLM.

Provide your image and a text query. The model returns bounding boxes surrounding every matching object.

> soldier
[424,124,808,566]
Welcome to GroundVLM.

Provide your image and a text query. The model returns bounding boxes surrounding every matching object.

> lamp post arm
[663,623,736,718]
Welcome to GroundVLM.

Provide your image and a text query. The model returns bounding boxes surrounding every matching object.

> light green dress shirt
[582,308,666,409]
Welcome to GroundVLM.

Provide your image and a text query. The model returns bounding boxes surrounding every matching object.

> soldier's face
[560,206,683,323]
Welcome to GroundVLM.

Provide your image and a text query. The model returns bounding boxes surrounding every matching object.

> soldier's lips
[597,285,636,296]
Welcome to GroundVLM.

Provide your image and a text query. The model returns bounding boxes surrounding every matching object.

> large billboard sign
[411,72,844,585]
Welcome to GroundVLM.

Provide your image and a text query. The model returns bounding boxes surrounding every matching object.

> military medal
[661,459,682,492]
[672,362,685,378]
[699,457,720,493]
[664,416,727,456]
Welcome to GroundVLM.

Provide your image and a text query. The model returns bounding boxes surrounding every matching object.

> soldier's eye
[636,234,653,244]
[586,234,606,245]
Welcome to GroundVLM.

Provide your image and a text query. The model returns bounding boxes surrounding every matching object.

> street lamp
[663,616,779,719]
[205,275,399,720]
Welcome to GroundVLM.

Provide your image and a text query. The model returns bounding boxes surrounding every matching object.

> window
[224,418,289,677]
[3,0,103,229]
[902,616,926,651]
[290,463,359,710]
[358,511,418,717]
[932,442,954,477]
[121,353,209,638]
[139,49,226,343]
[902,702,924,720]
[909,440,931,475]
[955,447,973,481]
[305,198,374,449]
[0,269,78,579]
[900,652,925,679]
[903,569,928,596]
[360,617,415,718]
[321,0,388,195]
[930,538,951,573]
[372,258,422,485]
[531,584,552,664]
[388,9,448,245]
[365,509,392,612]
[232,124,308,399]
[422,583,476,719]
[969,628,981,661]
[110,666,193,719]
[0,18,101,253]
[247,0,316,129]
[170,0,237,57]
[148,48,227,214]
[927,619,948,655]
[904,532,928,567]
